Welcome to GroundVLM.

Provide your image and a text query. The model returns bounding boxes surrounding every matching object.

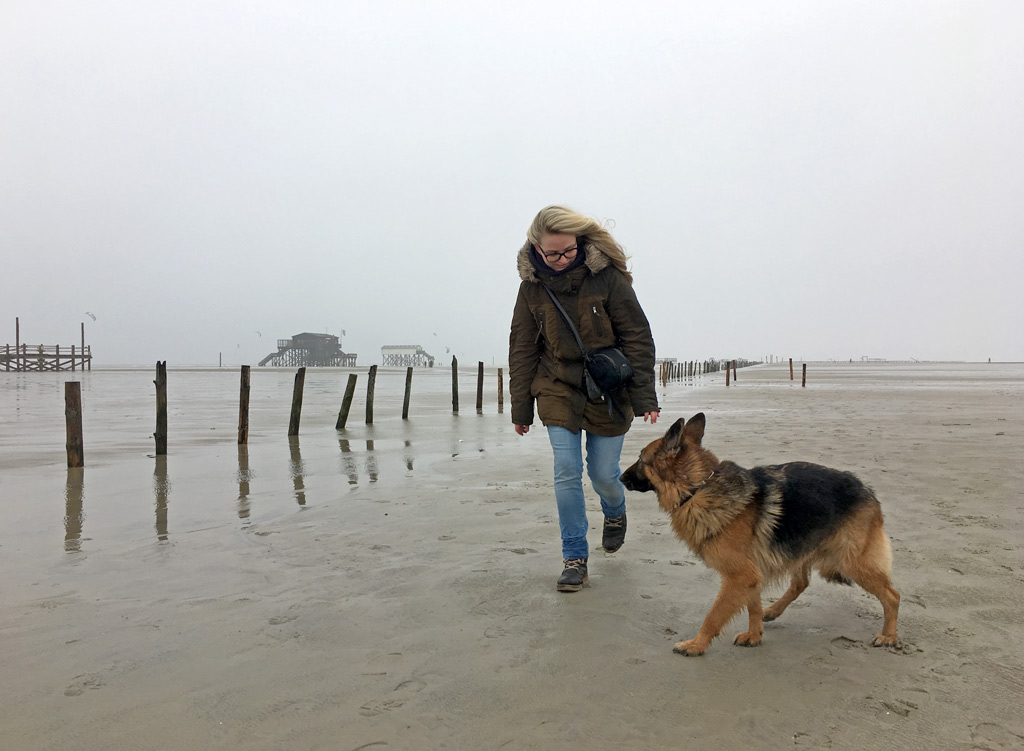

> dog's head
[621,413,713,500]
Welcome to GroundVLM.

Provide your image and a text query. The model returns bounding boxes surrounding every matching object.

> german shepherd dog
[620,413,900,656]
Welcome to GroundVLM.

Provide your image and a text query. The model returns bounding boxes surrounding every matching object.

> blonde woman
[509,206,659,591]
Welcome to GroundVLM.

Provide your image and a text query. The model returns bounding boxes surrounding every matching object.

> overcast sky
[2,1,1022,366]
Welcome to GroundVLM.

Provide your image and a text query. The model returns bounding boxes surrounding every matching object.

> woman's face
[535,233,579,272]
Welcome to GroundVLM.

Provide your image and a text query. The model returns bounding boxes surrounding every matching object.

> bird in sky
[85,312,96,321]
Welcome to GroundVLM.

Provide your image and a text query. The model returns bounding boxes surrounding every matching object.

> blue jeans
[546,426,627,560]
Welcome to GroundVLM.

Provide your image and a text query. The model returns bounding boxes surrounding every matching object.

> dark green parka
[508,241,659,436]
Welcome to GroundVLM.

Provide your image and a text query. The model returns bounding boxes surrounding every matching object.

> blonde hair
[527,205,632,283]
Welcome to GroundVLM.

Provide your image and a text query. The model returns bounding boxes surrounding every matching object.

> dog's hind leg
[846,524,900,646]
[763,562,811,622]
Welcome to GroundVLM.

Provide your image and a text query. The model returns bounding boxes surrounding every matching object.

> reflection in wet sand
[237,445,251,520]
[153,456,170,541]
[288,436,306,506]
[338,439,359,485]
[64,468,85,552]
[365,440,378,483]
[404,439,414,471]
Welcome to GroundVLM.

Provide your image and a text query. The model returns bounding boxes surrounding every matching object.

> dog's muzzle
[620,461,653,492]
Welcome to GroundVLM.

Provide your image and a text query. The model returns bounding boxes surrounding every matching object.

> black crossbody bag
[542,285,634,416]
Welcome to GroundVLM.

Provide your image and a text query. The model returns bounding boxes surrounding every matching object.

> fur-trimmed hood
[516,240,614,283]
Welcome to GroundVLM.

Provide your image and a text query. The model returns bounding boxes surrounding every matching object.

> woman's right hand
[515,424,530,436]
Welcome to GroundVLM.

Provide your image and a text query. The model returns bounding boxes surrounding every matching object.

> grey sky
[2,1,1022,366]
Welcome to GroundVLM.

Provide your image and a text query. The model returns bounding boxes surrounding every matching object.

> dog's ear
[662,417,686,454]
[683,413,706,445]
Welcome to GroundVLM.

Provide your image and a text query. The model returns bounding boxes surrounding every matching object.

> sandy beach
[1,362,1022,750]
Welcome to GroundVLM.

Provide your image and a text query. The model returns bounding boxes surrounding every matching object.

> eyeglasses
[535,244,579,263]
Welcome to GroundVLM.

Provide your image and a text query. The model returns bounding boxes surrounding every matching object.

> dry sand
[1,363,1022,750]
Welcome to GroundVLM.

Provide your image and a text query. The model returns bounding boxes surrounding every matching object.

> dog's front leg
[733,589,764,647]
[674,573,759,656]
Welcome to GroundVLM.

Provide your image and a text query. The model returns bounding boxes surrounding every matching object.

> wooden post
[56,344,60,371]
[336,373,358,429]
[476,361,484,414]
[237,365,250,444]
[497,367,504,414]
[732,360,737,381]
[365,364,377,425]
[81,322,85,366]
[789,358,794,381]
[16,317,21,371]
[802,363,807,388]
[72,344,76,372]
[726,363,730,386]
[65,381,84,467]
[451,356,459,414]
[402,366,413,419]
[288,367,306,436]
[154,361,167,455]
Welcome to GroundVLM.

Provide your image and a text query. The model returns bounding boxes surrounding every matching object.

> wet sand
[2,363,1022,750]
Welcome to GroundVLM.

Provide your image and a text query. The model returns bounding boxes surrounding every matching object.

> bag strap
[542,285,587,358]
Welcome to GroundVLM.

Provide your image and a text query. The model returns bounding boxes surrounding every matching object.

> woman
[509,205,659,592]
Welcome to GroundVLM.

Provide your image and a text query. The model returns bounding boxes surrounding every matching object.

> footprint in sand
[358,679,427,716]
[65,674,103,696]
[268,614,298,625]
[363,652,404,676]
[971,722,1024,749]
[793,731,833,748]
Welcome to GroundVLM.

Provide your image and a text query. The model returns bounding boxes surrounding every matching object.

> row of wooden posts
[64,357,503,468]
[63,356,808,469]
[662,358,807,388]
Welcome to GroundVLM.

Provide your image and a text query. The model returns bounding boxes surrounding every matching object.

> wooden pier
[2,318,93,372]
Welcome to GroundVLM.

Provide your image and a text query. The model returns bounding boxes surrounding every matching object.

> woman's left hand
[644,411,659,424]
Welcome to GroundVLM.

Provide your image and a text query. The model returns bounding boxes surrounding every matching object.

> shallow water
[0,366,522,576]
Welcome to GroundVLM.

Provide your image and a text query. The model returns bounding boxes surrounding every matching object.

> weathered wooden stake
[790,358,794,381]
[802,363,807,388]
[71,344,76,372]
[726,363,731,386]
[336,373,358,429]
[476,361,484,414]
[238,365,250,444]
[65,381,84,467]
[402,366,413,419]
[288,367,306,436]
[497,367,504,414]
[732,360,738,381]
[154,361,167,455]
[365,365,377,424]
[451,356,459,414]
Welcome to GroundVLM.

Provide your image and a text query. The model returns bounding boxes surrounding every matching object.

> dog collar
[672,470,716,510]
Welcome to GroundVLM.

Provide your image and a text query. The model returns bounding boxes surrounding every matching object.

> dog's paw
[762,610,780,622]
[672,639,707,656]
[733,630,763,647]
[870,632,900,647]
